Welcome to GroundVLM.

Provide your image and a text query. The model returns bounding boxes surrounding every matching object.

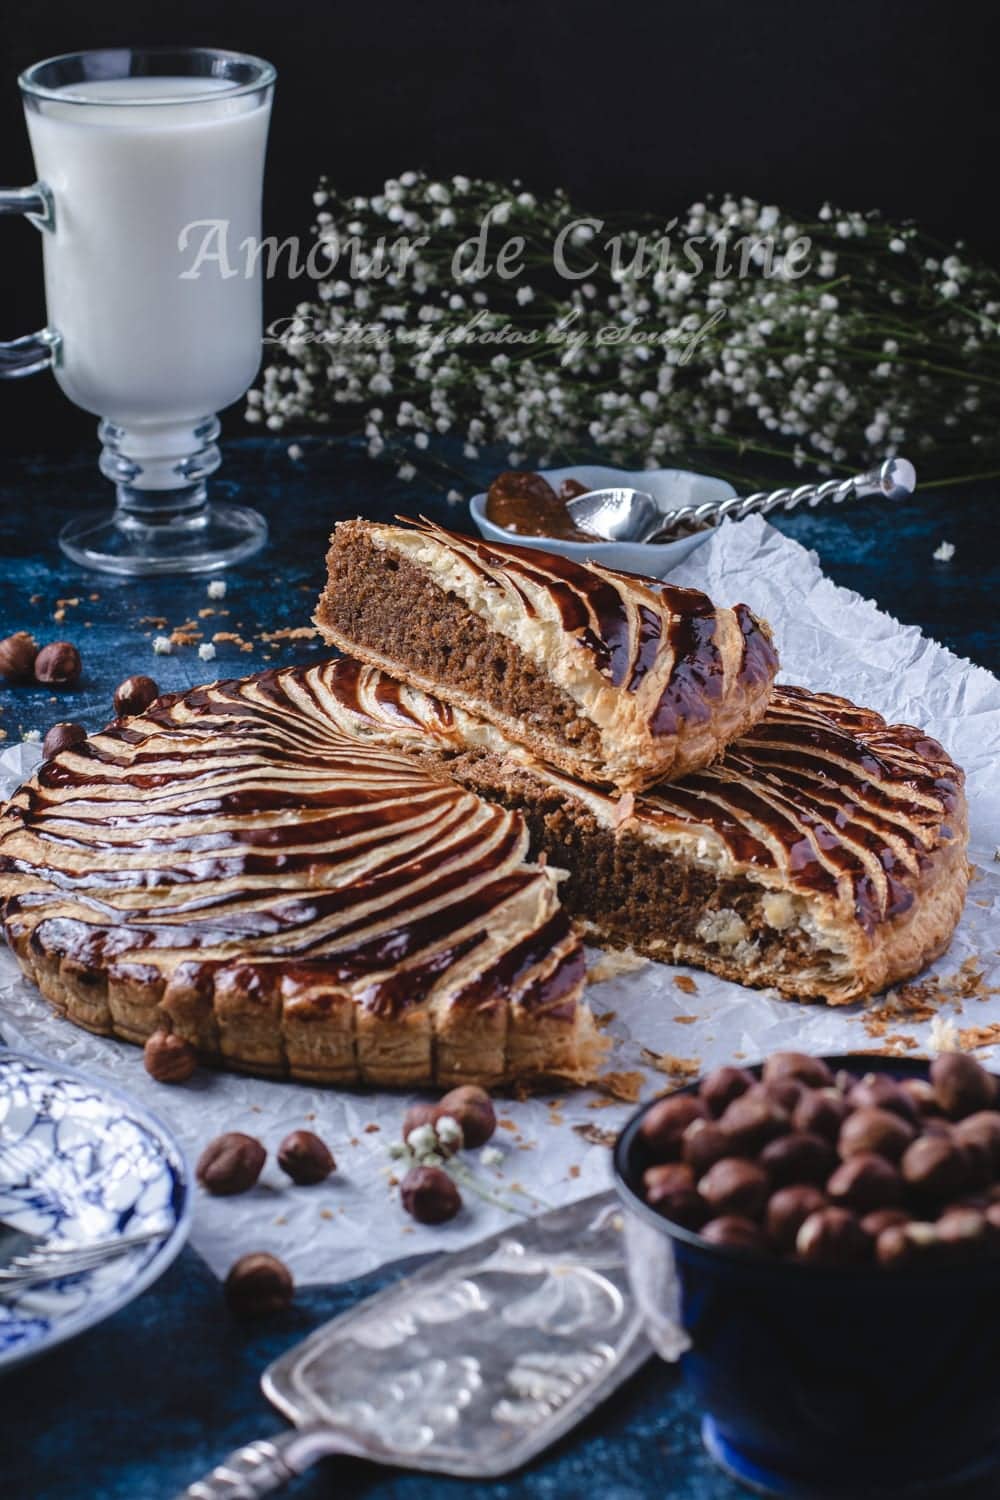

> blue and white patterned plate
[0,1047,192,1370]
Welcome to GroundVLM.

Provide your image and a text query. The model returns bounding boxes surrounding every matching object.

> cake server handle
[177,1425,352,1499]
[648,455,916,540]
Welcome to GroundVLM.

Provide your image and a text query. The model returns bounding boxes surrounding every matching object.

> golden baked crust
[0,665,604,1088]
[314,517,778,791]
[311,664,969,1005]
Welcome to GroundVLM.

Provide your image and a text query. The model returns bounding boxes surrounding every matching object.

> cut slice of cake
[0,665,605,1089]
[316,660,969,1006]
[315,517,778,791]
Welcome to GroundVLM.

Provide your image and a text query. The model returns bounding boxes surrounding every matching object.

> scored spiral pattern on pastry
[0,664,599,1088]
[314,661,969,1002]
[316,518,779,790]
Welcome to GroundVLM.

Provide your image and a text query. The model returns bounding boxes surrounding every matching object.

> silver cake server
[176,1192,650,1498]
[566,455,917,543]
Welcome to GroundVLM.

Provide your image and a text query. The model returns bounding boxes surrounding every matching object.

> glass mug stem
[3,47,275,576]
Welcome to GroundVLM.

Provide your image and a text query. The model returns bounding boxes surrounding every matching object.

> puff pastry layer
[0,666,602,1087]
[315,518,778,791]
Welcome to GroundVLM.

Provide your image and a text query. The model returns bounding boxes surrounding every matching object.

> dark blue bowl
[613,1053,1000,1498]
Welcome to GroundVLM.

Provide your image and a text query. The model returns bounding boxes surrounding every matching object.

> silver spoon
[566,457,917,544]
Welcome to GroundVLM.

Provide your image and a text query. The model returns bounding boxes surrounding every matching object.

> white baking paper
[2,514,999,1286]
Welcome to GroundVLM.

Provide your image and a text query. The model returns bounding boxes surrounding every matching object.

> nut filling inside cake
[318,526,604,756]
[444,752,848,981]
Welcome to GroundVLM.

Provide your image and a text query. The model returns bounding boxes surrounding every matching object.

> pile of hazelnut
[395,1086,498,1225]
[636,1051,1000,1268]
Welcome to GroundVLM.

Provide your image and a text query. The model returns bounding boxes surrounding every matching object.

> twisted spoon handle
[648,456,915,541]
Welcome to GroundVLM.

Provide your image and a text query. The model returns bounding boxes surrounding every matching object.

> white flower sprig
[387,1114,547,1215]
[252,175,1000,488]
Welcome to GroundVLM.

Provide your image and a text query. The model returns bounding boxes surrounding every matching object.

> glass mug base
[57,414,269,575]
[59,496,268,577]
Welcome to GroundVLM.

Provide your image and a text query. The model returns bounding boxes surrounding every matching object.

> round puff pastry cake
[314,663,970,1006]
[315,517,778,791]
[0,666,603,1088]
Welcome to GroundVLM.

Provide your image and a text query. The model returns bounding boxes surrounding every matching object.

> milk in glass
[26,76,271,426]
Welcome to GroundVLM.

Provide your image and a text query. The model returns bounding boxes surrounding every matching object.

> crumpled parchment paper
[2,515,998,1285]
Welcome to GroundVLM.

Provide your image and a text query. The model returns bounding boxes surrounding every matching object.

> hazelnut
[114,673,160,718]
[719,1086,790,1154]
[277,1129,335,1185]
[400,1165,462,1224]
[760,1131,836,1188]
[762,1077,805,1113]
[699,1157,770,1220]
[766,1185,827,1253]
[792,1088,848,1141]
[861,1207,911,1239]
[901,1134,970,1201]
[197,1132,266,1195]
[762,1051,834,1089]
[680,1118,731,1174]
[643,1163,706,1229]
[958,1137,994,1192]
[898,1077,944,1117]
[42,721,87,760]
[638,1094,706,1161]
[931,1053,996,1119]
[701,1215,769,1256]
[955,1112,1000,1173]
[225,1252,294,1317]
[437,1084,496,1148]
[838,1107,915,1162]
[699,1065,755,1118]
[876,1220,939,1269]
[402,1101,442,1144]
[143,1029,197,1084]
[935,1207,992,1264]
[827,1154,903,1214]
[0,631,38,681]
[34,641,82,688]
[847,1073,919,1125]
[796,1207,870,1267]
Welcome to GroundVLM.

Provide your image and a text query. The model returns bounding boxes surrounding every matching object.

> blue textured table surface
[1,436,998,1500]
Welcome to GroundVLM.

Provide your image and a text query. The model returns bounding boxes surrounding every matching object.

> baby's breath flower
[250,180,1000,486]
[435,1115,463,1148]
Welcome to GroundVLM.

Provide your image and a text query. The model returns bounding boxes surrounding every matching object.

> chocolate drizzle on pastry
[315,518,778,790]
[0,664,600,1087]
[312,661,969,1004]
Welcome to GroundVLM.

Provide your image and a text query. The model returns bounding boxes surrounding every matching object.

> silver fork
[0,1226,168,1295]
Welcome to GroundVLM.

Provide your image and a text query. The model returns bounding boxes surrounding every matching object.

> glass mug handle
[0,183,61,377]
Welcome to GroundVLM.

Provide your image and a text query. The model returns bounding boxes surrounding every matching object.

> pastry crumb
[932,540,955,562]
[587,950,649,984]
[208,579,227,599]
[594,1069,644,1102]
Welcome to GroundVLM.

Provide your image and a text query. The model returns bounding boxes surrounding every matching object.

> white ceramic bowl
[469,464,736,576]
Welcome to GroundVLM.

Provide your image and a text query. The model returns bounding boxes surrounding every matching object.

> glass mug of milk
[0,48,275,575]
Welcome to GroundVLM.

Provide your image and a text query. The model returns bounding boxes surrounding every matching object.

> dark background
[1,0,997,459]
